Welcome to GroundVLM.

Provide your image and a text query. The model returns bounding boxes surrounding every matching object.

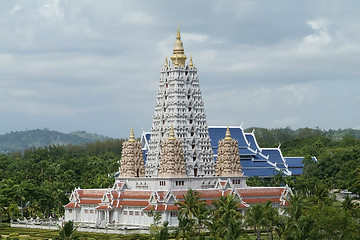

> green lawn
[0,224,279,239]
[0,223,150,240]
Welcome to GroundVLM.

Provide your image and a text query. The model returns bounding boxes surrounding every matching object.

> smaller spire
[189,55,194,67]
[129,128,136,142]
[164,57,168,67]
[224,126,232,141]
[168,125,176,141]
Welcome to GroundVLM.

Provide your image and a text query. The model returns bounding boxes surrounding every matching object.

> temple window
[159,180,166,186]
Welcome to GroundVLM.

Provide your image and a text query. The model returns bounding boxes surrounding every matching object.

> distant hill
[0,129,109,153]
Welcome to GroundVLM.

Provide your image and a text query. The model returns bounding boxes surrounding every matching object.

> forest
[0,127,359,239]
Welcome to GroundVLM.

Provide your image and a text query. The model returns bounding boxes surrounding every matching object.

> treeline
[246,127,360,147]
[0,139,124,220]
[0,129,108,153]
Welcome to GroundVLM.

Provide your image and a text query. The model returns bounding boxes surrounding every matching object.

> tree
[245,204,265,240]
[176,215,194,240]
[212,194,244,240]
[176,189,201,238]
[53,220,79,240]
[192,201,209,239]
[263,201,278,240]
[177,189,200,220]
[285,217,317,240]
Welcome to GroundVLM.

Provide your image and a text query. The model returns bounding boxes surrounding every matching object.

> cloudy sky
[1,0,359,138]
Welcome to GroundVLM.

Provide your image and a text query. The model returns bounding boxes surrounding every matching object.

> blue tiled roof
[242,168,281,177]
[245,134,261,152]
[262,149,285,165]
[239,148,255,155]
[288,168,303,175]
[241,159,273,168]
[285,157,304,167]
[145,133,151,142]
[208,127,248,148]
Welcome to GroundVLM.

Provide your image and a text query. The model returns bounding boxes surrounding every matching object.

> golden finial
[224,126,232,141]
[171,24,187,67]
[168,125,176,141]
[129,128,136,142]
[176,23,181,39]
[174,55,179,66]
[189,55,193,67]
[164,57,168,67]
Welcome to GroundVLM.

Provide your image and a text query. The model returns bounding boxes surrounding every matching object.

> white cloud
[38,0,64,19]
[298,18,332,53]
[10,4,22,15]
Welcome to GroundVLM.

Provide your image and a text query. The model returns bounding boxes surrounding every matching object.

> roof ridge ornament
[164,57,168,68]
[129,128,136,142]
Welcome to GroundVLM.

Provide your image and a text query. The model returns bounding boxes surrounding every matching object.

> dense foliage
[0,129,108,153]
[0,139,124,220]
[168,189,359,240]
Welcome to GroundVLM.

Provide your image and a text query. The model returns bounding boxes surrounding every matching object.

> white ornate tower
[146,26,215,178]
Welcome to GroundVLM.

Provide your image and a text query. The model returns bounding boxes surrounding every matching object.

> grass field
[0,223,278,239]
[0,223,151,239]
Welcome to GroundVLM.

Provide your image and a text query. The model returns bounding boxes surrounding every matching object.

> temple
[63,27,295,233]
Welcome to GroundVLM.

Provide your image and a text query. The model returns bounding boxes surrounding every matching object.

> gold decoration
[224,126,232,141]
[189,55,194,67]
[129,128,136,142]
[170,25,187,67]
[164,57,168,68]
[168,125,176,141]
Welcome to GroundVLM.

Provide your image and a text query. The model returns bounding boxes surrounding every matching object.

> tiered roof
[65,184,290,212]
[140,126,314,178]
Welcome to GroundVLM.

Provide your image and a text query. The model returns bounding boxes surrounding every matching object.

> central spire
[171,25,187,67]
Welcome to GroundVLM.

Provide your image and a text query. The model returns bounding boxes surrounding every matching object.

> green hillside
[0,129,108,153]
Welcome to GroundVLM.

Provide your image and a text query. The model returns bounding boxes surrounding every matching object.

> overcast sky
[1,0,360,138]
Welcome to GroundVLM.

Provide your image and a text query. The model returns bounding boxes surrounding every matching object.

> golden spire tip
[224,126,232,141]
[189,55,193,67]
[168,125,176,141]
[129,128,136,142]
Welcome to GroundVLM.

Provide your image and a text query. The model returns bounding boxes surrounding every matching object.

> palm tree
[273,215,288,240]
[245,204,265,240]
[54,220,79,240]
[285,193,303,223]
[263,201,278,240]
[155,221,170,240]
[176,215,194,240]
[177,189,200,220]
[193,201,209,239]
[285,217,317,240]
[213,194,244,239]
[176,189,201,238]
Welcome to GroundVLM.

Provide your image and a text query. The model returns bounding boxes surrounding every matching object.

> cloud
[122,11,154,24]
[38,0,64,18]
